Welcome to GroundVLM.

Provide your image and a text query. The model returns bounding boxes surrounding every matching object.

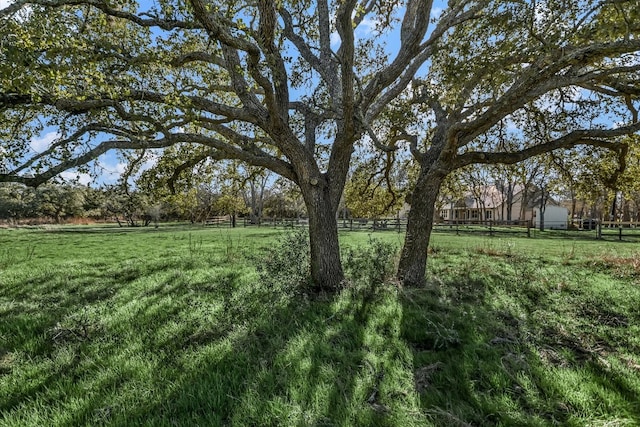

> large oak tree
[392,0,640,285]
[0,0,479,290]
[2,0,639,290]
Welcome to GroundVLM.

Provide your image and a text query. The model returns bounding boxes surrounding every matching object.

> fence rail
[207,216,640,240]
[237,216,534,237]
[204,216,230,227]
[433,220,532,237]
[597,221,640,240]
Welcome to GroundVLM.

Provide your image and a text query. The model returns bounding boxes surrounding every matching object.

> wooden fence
[432,220,532,237]
[597,221,640,241]
[206,216,640,240]
[233,216,534,237]
[204,216,231,227]
[337,218,404,232]
[336,218,533,237]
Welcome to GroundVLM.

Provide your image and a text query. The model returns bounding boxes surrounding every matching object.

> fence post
[619,226,623,241]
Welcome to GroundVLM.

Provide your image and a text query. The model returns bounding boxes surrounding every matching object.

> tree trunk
[520,188,529,224]
[397,168,446,287]
[506,183,513,222]
[622,199,631,222]
[303,183,345,292]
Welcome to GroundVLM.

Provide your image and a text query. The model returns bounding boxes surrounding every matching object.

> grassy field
[1,224,639,426]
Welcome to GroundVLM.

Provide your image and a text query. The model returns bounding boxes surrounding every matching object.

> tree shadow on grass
[1,257,427,426]
[95,283,426,426]
[0,256,212,414]
[5,246,639,426]
[399,268,640,426]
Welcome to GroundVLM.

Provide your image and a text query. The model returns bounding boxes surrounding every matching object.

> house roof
[448,184,560,210]
[452,184,522,209]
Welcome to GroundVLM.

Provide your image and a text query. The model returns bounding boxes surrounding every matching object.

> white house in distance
[438,185,569,229]
[532,204,568,230]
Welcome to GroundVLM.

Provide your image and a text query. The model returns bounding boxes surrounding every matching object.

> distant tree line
[4,140,639,227]
[0,179,308,226]
[436,140,640,224]
[2,0,639,288]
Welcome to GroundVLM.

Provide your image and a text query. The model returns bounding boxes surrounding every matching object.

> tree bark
[397,167,446,287]
[303,183,344,291]
[506,182,514,221]
[610,192,618,221]
[623,199,631,222]
[538,188,546,231]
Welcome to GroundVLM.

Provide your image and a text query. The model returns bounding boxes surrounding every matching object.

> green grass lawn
[1,224,639,426]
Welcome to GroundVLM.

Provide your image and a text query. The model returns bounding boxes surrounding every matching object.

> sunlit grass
[1,224,639,425]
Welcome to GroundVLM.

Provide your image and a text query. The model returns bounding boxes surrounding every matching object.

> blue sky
[9,0,635,188]
[3,0,448,187]
[27,131,145,186]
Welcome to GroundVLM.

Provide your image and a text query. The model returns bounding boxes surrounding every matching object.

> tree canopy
[1,0,483,289]
[1,0,639,288]
[392,0,640,284]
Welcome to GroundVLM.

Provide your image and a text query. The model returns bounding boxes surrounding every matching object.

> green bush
[343,236,397,286]
[257,227,311,292]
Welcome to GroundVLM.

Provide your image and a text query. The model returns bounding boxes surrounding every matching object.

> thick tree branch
[363,0,483,119]
[1,129,297,187]
[0,138,170,187]
[1,90,259,124]
[257,0,290,122]
[218,46,267,116]
[317,0,333,66]
[455,123,640,168]
[175,133,296,182]
[455,39,640,143]
[166,152,211,194]
[187,0,259,53]
[9,123,134,175]
[279,7,339,97]
[169,51,225,68]
[3,0,199,29]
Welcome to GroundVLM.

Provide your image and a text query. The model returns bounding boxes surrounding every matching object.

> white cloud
[80,148,163,186]
[140,155,158,172]
[99,152,157,184]
[110,162,127,177]
[359,17,379,34]
[97,161,128,183]
[431,7,443,20]
[330,32,341,48]
[0,0,12,9]
[30,131,59,153]
[60,171,92,186]
[114,162,128,174]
